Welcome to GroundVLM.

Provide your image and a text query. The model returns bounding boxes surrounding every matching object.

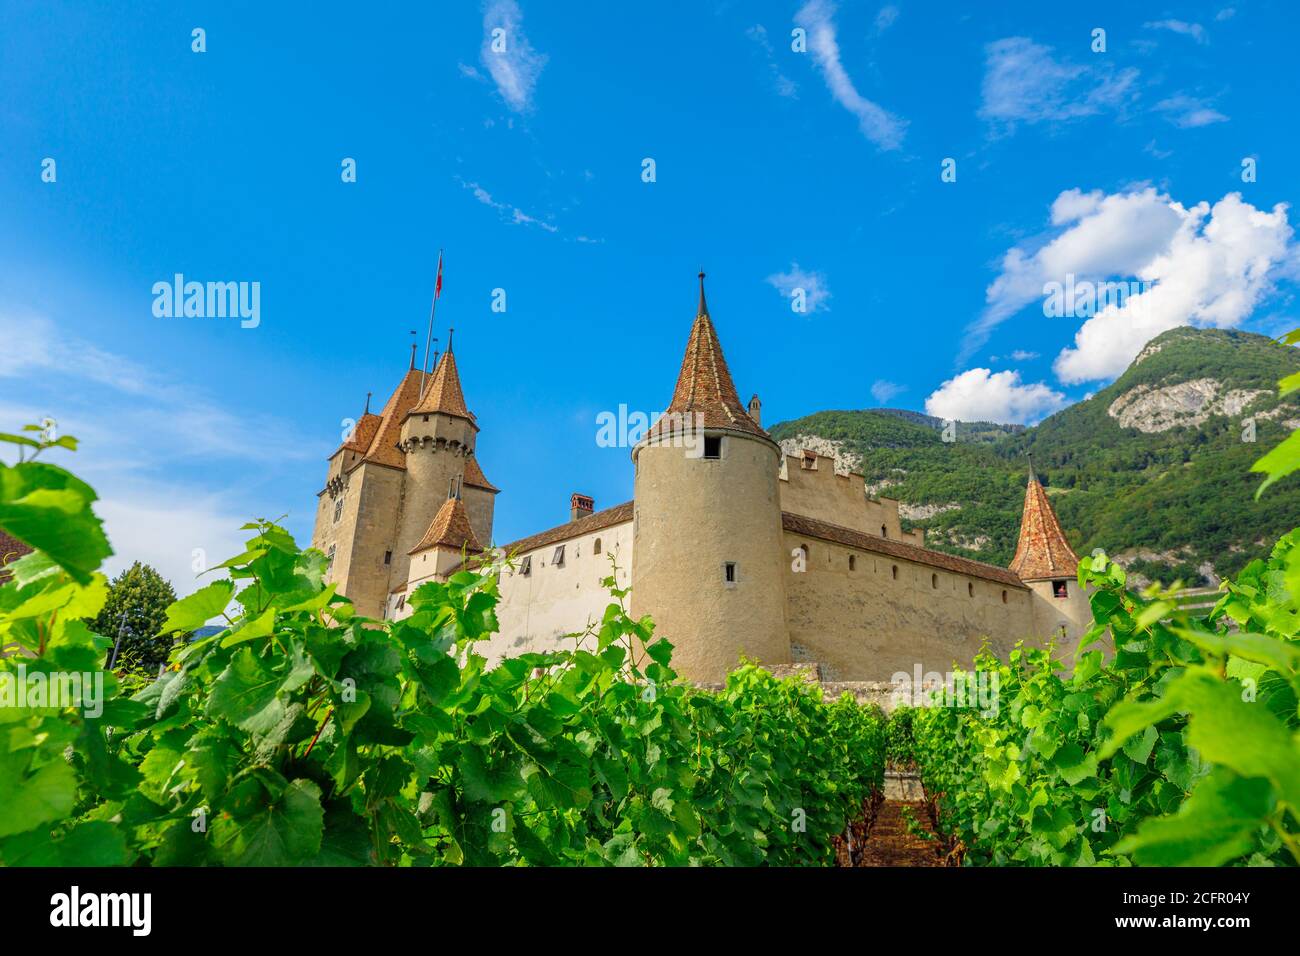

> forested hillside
[770,328,1300,584]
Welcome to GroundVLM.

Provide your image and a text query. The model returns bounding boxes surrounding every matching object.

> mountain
[768,328,1300,586]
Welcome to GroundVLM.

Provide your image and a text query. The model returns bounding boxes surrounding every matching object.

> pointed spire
[647,274,769,442]
[1009,466,1080,581]
[343,361,422,465]
[447,327,455,354]
[409,494,482,555]
[409,331,418,370]
[409,348,475,421]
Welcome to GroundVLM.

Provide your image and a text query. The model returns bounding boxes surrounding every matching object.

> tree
[92,562,178,673]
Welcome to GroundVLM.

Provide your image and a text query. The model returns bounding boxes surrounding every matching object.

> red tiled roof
[362,368,426,469]
[782,511,1028,588]
[496,501,634,557]
[462,455,499,493]
[410,495,483,555]
[337,412,382,456]
[408,350,475,422]
[1008,476,1080,581]
[645,276,770,443]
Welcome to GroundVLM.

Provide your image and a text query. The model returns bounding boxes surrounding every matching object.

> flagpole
[419,249,443,400]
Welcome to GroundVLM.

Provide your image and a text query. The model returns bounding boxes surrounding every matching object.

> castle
[311,275,1092,683]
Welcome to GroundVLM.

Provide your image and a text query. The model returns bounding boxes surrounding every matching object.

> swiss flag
[434,251,443,299]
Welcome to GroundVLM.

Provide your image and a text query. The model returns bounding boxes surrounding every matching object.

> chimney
[570,493,594,522]
[748,393,761,427]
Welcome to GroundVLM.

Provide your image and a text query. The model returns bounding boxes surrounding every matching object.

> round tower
[393,341,480,583]
[630,274,790,683]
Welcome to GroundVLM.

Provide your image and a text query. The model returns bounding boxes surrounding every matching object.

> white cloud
[1051,187,1104,225]
[1216,8,1236,21]
[1145,19,1209,44]
[870,379,905,403]
[925,368,1066,425]
[458,177,557,233]
[1010,350,1039,361]
[0,312,322,596]
[968,188,1296,381]
[1054,193,1295,383]
[979,37,1138,131]
[795,0,906,150]
[1155,94,1229,128]
[966,187,1184,358]
[874,5,900,34]
[747,24,798,99]
[766,262,832,313]
[480,0,547,113]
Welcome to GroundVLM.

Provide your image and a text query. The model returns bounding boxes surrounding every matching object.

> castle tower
[407,479,484,584]
[630,273,790,682]
[311,335,497,620]
[392,337,495,591]
[311,359,426,617]
[1008,461,1093,655]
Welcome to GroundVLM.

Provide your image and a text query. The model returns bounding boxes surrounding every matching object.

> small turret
[1009,459,1094,661]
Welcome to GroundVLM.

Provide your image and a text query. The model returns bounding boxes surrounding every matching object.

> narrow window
[881,525,888,538]
[384,550,392,565]
[553,545,566,567]
[1001,589,1008,604]
[326,544,336,568]
[333,496,344,523]
[968,582,974,597]
[520,555,532,576]
[849,555,856,571]
[594,537,602,555]
[724,561,737,585]
[397,595,405,611]
[891,565,898,580]
[931,573,939,589]
[1052,580,1069,599]
[704,436,722,460]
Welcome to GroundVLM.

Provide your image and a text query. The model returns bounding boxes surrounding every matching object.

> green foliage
[908,537,1300,867]
[886,706,917,768]
[770,327,1300,581]
[0,425,887,867]
[92,561,179,674]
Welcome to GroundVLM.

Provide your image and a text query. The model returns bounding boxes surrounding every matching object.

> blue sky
[3,0,1299,593]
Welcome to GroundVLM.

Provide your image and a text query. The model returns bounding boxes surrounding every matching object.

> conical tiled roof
[361,368,426,469]
[337,412,382,456]
[410,495,483,555]
[409,350,475,422]
[462,455,499,493]
[645,274,770,442]
[1009,472,1080,581]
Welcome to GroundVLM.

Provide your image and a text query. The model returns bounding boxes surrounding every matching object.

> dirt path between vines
[854,799,943,866]
[839,771,947,867]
